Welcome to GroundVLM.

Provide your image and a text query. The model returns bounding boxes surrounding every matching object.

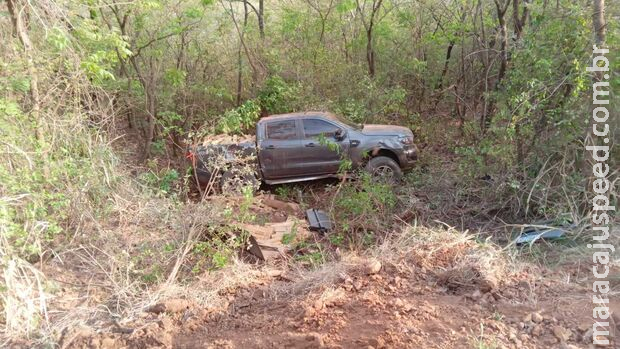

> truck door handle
[305,143,315,147]
[265,145,275,149]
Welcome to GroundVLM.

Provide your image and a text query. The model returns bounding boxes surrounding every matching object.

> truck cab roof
[257,111,339,124]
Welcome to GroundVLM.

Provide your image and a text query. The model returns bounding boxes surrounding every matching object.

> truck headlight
[399,136,414,145]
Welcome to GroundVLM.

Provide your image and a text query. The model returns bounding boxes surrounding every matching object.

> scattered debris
[262,194,301,215]
[239,219,309,261]
[366,259,382,275]
[306,209,332,233]
[146,299,192,314]
[200,134,256,146]
[514,227,568,245]
[552,325,572,342]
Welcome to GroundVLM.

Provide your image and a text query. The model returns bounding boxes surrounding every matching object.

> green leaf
[9,77,30,93]
[336,0,356,13]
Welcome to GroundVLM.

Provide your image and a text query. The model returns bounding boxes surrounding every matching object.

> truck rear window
[266,120,297,140]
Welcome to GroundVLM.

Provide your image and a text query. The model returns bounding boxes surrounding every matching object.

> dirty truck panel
[189,111,418,186]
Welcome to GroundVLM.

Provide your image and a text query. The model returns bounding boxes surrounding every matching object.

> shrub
[258,76,301,115]
[330,174,398,242]
[216,99,261,134]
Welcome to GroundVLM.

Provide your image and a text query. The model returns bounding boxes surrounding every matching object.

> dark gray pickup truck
[188,111,418,189]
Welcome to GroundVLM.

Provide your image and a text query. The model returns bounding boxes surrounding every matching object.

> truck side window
[303,119,340,139]
[266,120,297,140]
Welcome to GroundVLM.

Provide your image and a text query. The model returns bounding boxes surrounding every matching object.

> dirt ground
[48,119,619,349]
[59,258,619,349]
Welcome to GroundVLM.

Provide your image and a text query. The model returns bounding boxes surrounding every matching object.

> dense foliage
[1,0,617,262]
[0,0,617,340]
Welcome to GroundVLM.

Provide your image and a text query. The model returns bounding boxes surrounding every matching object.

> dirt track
[62,261,619,349]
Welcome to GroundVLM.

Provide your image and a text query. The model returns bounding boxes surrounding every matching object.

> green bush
[258,75,301,114]
[216,99,261,134]
[139,163,179,196]
[331,174,397,239]
[0,98,118,260]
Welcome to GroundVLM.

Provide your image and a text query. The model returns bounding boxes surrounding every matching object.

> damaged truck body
[188,111,419,191]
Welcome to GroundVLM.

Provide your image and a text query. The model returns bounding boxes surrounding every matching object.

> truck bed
[199,134,256,146]
[189,134,258,186]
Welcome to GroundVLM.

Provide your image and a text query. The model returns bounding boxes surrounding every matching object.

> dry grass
[269,260,351,299]
[158,258,268,310]
[0,193,233,346]
[0,238,50,344]
[375,223,512,292]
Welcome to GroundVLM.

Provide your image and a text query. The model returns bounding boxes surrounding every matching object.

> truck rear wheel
[365,156,403,182]
[220,170,259,194]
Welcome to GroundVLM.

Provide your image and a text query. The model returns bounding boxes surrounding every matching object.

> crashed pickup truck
[187,111,418,190]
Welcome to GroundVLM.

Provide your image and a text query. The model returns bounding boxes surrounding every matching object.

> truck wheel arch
[370,148,401,167]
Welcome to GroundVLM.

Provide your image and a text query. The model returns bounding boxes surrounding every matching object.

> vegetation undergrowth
[1,0,618,346]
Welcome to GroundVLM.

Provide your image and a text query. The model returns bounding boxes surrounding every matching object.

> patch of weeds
[281,221,299,245]
[216,99,261,134]
[491,311,504,322]
[223,185,256,223]
[293,241,325,268]
[163,242,176,253]
[328,233,344,247]
[150,139,166,156]
[275,185,294,200]
[362,232,375,247]
[139,161,180,196]
[471,323,499,349]
[331,173,397,240]
[211,250,229,269]
[295,251,324,266]
[129,244,168,285]
[141,265,163,284]
[190,227,244,273]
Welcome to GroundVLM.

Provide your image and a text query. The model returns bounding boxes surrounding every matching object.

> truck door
[299,118,347,175]
[258,119,304,179]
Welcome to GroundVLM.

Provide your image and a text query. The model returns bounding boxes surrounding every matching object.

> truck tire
[220,170,260,194]
[365,156,403,182]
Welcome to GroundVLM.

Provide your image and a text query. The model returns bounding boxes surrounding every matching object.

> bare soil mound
[60,261,619,349]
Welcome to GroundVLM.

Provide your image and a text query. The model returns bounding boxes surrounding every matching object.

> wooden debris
[238,219,309,261]
[262,195,301,215]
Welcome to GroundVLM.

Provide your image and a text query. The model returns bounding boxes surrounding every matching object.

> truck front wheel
[365,156,403,182]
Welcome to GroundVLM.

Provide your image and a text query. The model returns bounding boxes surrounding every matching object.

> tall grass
[0,1,124,341]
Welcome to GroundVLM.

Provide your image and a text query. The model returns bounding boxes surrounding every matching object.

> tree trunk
[357,0,383,78]
[227,0,258,91]
[496,1,509,83]
[129,55,158,160]
[435,41,454,90]
[478,0,491,131]
[258,0,264,40]
[593,0,606,46]
[144,83,157,160]
[482,0,510,133]
[512,0,529,41]
[236,1,249,106]
[366,27,375,77]
[6,0,42,142]
[584,0,607,179]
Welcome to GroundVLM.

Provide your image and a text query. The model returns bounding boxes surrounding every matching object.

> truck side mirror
[335,129,345,141]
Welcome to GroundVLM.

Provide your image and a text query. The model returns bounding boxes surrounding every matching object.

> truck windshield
[327,114,361,130]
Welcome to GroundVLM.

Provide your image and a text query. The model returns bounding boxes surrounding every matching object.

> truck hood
[360,124,412,137]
